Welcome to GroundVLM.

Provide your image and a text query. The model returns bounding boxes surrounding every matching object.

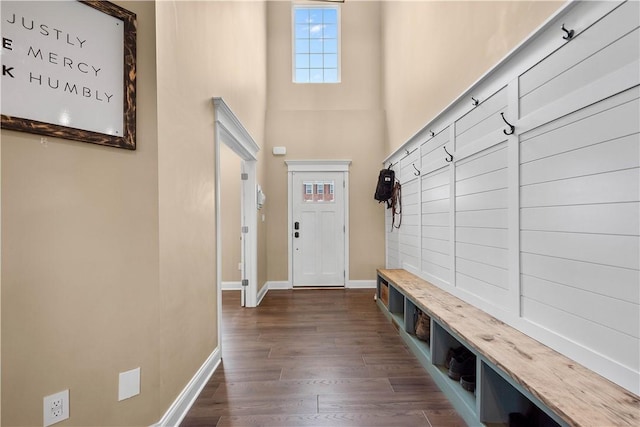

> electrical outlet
[43,389,69,427]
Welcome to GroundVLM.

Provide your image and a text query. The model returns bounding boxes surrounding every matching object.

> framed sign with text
[1,1,136,150]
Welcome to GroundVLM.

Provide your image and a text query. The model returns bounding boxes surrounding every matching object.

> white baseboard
[266,281,291,290]
[221,281,241,290]
[346,279,377,289]
[257,282,269,306]
[151,347,221,427]
[257,281,291,306]
[256,280,374,307]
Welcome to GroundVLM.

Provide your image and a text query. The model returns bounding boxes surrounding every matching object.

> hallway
[180,289,465,426]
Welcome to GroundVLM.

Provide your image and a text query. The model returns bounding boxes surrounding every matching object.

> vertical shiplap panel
[455,142,510,306]
[421,166,450,285]
[519,87,640,369]
[399,157,421,272]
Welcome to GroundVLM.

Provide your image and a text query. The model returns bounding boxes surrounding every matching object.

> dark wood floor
[180,289,466,427]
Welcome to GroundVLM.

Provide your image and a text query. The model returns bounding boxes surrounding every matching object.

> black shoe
[448,352,475,381]
[460,375,476,392]
[445,346,466,369]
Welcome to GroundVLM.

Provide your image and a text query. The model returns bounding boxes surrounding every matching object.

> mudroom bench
[376,268,639,427]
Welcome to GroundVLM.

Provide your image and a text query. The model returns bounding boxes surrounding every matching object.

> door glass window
[302,181,335,202]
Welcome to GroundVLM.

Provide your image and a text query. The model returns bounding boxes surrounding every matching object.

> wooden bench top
[377,269,640,427]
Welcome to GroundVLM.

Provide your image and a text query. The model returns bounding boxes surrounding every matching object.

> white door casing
[214,97,260,315]
[287,160,351,287]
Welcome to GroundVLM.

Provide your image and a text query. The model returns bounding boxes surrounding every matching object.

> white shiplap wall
[420,128,452,286]
[421,166,451,286]
[455,143,510,308]
[382,0,640,394]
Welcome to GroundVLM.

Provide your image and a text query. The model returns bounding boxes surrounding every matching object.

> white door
[292,171,345,287]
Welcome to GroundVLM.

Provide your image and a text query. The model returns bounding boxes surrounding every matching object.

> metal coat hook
[561,24,574,40]
[501,112,515,135]
[471,97,479,106]
[430,130,435,137]
[444,146,454,163]
[412,163,421,176]
[405,149,411,155]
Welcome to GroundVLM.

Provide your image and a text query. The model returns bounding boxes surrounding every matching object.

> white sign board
[1,1,136,149]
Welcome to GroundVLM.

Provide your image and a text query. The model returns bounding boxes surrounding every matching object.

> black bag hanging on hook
[374,167,395,204]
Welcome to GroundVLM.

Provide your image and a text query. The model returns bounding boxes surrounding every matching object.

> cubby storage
[479,362,561,427]
[387,284,404,327]
[377,276,389,307]
[404,299,431,354]
[376,268,639,427]
[377,270,553,426]
[431,322,478,417]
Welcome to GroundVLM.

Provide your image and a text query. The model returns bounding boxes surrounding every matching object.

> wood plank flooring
[180,289,466,427]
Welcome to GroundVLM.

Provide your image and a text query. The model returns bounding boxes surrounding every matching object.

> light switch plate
[118,367,140,401]
[272,146,286,156]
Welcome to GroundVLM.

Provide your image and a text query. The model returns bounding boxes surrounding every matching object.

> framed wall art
[1,1,137,149]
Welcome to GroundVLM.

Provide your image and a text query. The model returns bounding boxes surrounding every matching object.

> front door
[292,171,345,287]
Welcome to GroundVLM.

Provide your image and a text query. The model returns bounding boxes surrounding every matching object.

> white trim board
[151,348,221,427]
[285,160,352,172]
[256,281,290,306]
[213,96,260,319]
[221,281,242,291]
[346,280,377,289]
[257,283,269,306]
[266,281,292,290]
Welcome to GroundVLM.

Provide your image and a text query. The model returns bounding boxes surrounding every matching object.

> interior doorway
[213,97,260,349]
[219,144,246,303]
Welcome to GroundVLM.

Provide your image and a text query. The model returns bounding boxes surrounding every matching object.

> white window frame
[291,4,341,84]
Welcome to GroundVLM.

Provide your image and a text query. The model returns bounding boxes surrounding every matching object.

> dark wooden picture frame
[1,1,137,150]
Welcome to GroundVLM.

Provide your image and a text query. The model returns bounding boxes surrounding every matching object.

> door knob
[294,232,300,238]
[294,222,300,230]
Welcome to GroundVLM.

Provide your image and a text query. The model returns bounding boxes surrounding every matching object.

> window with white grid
[293,6,340,83]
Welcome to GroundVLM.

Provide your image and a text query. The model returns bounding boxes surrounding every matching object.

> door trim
[286,160,351,288]
[213,97,260,321]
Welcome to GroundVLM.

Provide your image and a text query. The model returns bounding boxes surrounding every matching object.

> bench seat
[377,268,639,427]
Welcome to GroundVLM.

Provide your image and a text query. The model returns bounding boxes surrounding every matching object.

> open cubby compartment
[377,276,389,307]
[431,321,478,411]
[479,361,564,427]
[432,321,473,368]
[404,298,432,357]
[404,299,431,342]
[387,284,405,327]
